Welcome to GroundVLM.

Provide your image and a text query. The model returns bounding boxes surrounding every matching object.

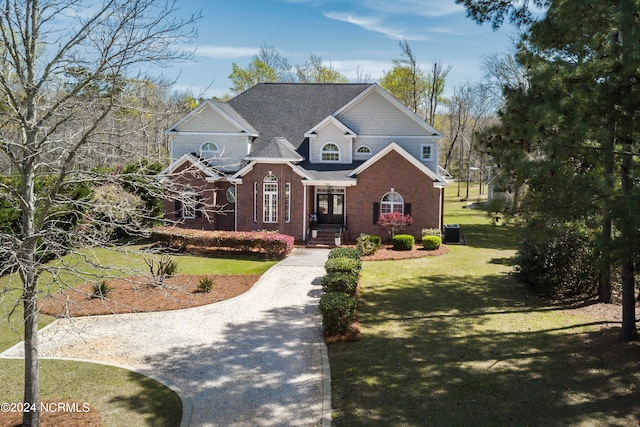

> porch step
[307,226,342,247]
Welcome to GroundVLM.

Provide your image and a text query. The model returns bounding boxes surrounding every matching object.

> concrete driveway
[1,248,331,426]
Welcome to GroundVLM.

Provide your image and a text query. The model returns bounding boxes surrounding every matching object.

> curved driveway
[1,248,330,426]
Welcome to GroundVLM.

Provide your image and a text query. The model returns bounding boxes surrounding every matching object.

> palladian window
[263,174,278,223]
[321,142,340,162]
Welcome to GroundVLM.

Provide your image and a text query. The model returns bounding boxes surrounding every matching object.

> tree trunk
[620,259,637,342]
[23,282,40,427]
[598,119,614,303]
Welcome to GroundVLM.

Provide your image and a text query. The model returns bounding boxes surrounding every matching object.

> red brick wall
[346,150,442,241]
[235,163,306,240]
[163,162,236,230]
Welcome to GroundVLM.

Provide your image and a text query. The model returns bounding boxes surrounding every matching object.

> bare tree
[0,1,200,425]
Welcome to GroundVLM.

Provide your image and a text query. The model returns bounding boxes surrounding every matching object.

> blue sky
[163,0,519,99]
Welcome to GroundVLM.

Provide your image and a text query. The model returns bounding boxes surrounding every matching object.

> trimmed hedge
[356,233,381,256]
[150,226,294,259]
[422,235,442,250]
[392,234,414,251]
[325,257,362,276]
[319,292,356,335]
[328,247,362,260]
[321,272,358,296]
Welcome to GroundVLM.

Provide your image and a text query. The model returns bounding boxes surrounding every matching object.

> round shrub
[328,247,362,260]
[422,235,442,250]
[325,257,362,276]
[321,272,358,296]
[392,234,414,251]
[356,233,381,256]
[319,292,356,335]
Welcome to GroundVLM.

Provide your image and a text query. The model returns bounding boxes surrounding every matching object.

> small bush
[325,257,362,277]
[421,228,441,237]
[321,272,358,296]
[328,247,362,260]
[319,292,356,335]
[356,233,381,256]
[392,234,414,251]
[145,255,178,287]
[91,281,111,299]
[422,235,442,250]
[197,277,214,293]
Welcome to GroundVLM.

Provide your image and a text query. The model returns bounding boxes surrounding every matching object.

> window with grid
[321,142,340,162]
[381,191,404,215]
[263,175,278,223]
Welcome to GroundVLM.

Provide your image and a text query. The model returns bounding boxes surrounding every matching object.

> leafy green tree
[229,58,278,93]
[379,40,427,114]
[295,54,348,83]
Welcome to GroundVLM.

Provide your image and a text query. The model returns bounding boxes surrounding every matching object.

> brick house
[159,83,449,242]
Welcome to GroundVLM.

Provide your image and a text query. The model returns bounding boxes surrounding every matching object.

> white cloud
[324,12,426,40]
[350,0,464,18]
[194,45,260,59]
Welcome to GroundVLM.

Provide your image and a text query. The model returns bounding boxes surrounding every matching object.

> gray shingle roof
[228,83,372,156]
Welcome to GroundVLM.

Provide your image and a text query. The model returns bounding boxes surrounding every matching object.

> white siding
[309,122,352,164]
[171,134,250,171]
[175,104,240,133]
[353,136,441,172]
[337,90,427,136]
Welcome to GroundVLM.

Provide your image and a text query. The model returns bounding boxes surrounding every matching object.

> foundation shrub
[328,247,362,260]
[356,233,381,255]
[392,234,414,251]
[422,235,442,250]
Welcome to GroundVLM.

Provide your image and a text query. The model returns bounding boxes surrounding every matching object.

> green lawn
[0,246,276,426]
[329,184,640,426]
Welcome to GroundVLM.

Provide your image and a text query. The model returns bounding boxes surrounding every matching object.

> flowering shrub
[151,227,294,259]
[377,212,413,238]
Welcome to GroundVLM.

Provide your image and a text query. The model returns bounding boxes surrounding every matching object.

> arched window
[200,141,220,159]
[355,145,372,159]
[263,174,278,223]
[321,142,340,162]
[381,190,404,215]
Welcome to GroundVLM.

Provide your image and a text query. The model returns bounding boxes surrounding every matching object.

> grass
[0,245,276,425]
[329,183,640,426]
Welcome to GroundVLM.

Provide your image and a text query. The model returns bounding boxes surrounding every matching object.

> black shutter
[404,203,412,216]
[174,199,182,218]
[373,202,380,224]
[196,195,203,218]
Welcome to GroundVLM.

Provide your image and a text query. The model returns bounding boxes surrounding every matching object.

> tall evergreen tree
[460,0,640,341]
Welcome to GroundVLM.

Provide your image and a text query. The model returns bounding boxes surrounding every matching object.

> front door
[317,193,344,224]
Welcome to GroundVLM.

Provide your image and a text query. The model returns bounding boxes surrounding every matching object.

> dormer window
[321,142,340,162]
[355,145,372,159]
[200,141,220,159]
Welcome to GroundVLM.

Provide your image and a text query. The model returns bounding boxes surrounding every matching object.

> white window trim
[355,144,372,158]
[200,141,221,159]
[182,189,197,219]
[420,143,434,161]
[381,191,404,215]
[263,174,278,223]
[321,142,341,163]
[285,183,291,223]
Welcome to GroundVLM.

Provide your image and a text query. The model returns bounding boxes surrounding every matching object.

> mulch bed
[39,274,260,317]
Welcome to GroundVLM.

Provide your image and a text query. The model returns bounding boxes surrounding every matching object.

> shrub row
[319,247,362,335]
[150,226,294,259]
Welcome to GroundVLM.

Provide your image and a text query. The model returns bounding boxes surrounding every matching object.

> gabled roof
[158,153,222,182]
[335,84,444,137]
[348,142,448,188]
[230,160,313,182]
[304,115,357,138]
[227,83,372,156]
[244,137,304,162]
[164,100,258,135]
